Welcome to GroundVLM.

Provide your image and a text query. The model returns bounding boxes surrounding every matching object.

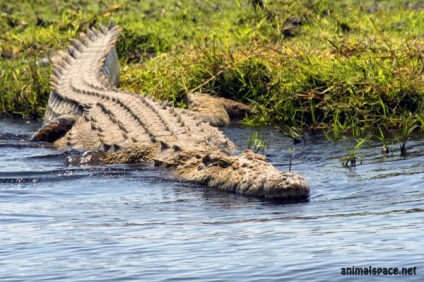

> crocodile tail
[45,20,121,122]
[48,19,121,91]
[98,20,121,87]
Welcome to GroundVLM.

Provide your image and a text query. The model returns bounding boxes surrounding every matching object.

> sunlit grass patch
[0,0,423,141]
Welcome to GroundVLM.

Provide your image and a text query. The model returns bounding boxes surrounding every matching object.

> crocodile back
[44,21,235,153]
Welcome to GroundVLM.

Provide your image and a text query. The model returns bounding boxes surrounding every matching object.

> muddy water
[0,118,422,281]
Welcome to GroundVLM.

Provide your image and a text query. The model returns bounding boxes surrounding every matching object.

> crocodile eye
[218,159,231,168]
[202,153,213,166]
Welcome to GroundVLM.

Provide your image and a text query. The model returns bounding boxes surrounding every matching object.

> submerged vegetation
[1,1,424,151]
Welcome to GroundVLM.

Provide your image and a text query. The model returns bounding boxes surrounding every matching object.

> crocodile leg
[187,92,252,126]
[30,115,77,143]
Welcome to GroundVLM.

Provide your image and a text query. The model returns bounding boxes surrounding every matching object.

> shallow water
[0,118,423,281]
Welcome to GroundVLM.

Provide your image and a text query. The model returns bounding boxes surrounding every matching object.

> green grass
[1,0,424,139]
[246,130,266,153]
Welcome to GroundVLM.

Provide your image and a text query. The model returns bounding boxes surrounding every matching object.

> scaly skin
[31,21,310,200]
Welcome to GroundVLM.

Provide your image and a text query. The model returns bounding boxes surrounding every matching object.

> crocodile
[31,21,310,200]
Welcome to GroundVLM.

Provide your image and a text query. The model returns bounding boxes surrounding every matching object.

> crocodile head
[164,146,310,200]
[101,141,309,200]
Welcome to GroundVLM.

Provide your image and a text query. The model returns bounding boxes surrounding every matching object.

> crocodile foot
[187,92,252,126]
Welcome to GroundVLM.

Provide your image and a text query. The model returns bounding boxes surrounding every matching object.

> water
[0,118,423,281]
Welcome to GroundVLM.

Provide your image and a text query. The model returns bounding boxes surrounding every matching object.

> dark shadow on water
[174,180,310,206]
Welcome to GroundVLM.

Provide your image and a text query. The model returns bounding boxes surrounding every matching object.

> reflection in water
[0,118,423,281]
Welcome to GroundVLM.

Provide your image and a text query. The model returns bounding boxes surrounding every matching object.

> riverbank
[1,0,423,135]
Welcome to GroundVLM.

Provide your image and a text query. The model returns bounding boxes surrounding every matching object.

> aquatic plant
[393,113,419,156]
[247,130,266,154]
[278,125,305,145]
[375,127,393,155]
[342,135,371,168]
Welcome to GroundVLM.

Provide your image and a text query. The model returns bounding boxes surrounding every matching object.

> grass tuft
[0,0,423,138]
